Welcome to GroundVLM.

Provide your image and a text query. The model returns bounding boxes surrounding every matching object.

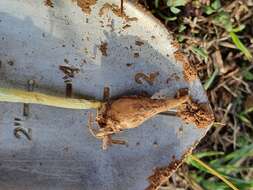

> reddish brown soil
[177,98,214,128]
[44,0,53,7]
[72,0,97,14]
[174,50,198,82]
[146,160,181,190]
[99,3,138,22]
[146,146,195,190]
[171,40,180,49]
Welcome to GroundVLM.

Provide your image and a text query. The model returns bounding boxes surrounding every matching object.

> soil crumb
[99,3,138,22]
[99,42,108,56]
[146,160,181,190]
[174,50,197,82]
[44,0,53,7]
[177,98,214,128]
[72,0,97,14]
[135,72,159,85]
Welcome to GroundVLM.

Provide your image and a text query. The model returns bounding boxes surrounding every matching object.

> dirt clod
[177,98,214,128]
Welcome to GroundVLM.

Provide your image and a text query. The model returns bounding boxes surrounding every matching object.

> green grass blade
[191,175,230,190]
[245,106,253,114]
[204,67,219,90]
[225,144,253,165]
[170,6,181,14]
[227,176,253,189]
[155,0,160,8]
[229,31,253,60]
[216,165,253,174]
[187,155,240,190]
[191,46,209,60]
[210,144,253,166]
[237,113,252,125]
[193,151,224,159]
